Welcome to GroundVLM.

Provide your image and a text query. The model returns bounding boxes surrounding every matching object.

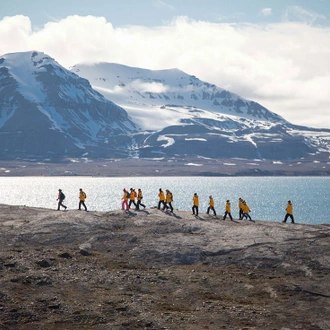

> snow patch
[185,138,207,142]
[157,135,175,148]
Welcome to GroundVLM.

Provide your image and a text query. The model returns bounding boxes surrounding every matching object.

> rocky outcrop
[1,204,330,329]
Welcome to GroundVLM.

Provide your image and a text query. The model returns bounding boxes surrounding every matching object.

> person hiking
[128,188,137,210]
[78,188,87,211]
[192,193,199,216]
[282,200,295,223]
[206,195,216,216]
[223,200,233,221]
[57,189,67,211]
[121,188,129,210]
[136,188,146,210]
[241,200,252,221]
[238,197,244,220]
[158,188,165,210]
[164,189,174,212]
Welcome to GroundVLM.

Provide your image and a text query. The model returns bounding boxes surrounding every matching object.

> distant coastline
[0,157,329,177]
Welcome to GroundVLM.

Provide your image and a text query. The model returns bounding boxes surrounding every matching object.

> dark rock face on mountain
[0,51,139,160]
[134,121,318,160]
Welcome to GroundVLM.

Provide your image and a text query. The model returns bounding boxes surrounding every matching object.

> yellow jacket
[166,192,172,203]
[226,202,231,212]
[193,195,199,206]
[159,191,165,201]
[239,200,243,209]
[130,191,135,200]
[122,191,128,201]
[286,203,293,214]
[79,191,86,201]
[242,203,250,213]
[209,197,214,207]
[137,191,143,200]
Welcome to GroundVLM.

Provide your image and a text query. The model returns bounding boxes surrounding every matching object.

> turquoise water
[0,176,329,225]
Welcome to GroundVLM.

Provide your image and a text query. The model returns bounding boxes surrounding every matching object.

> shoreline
[0,157,330,177]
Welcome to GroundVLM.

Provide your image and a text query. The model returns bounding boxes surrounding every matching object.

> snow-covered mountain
[0,51,329,164]
[70,63,286,130]
[71,62,330,161]
[0,51,139,160]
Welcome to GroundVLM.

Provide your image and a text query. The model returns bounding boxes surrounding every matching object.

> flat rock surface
[1,204,330,329]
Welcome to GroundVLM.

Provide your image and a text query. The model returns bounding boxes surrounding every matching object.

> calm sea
[0,176,329,225]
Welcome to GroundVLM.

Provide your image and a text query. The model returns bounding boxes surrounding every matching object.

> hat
[59,189,62,191]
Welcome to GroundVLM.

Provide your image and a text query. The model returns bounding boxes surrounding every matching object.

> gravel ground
[1,204,330,329]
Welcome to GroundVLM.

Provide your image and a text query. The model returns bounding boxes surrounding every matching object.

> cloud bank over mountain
[0,14,330,128]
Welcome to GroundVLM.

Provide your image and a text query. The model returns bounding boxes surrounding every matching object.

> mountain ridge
[71,61,330,161]
[70,62,286,130]
[0,51,139,160]
[0,50,329,170]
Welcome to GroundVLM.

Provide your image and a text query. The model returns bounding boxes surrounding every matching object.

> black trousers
[242,212,252,221]
[136,200,146,210]
[239,208,243,219]
[57,200,66,210]
[207,206,216,215]
[79,200,87,211]
[192,205,198,215]
[283,213,294,223]
[129,200,137,209]
[223,211,232,220]
[158,200,165,209]
[164,202,173,212]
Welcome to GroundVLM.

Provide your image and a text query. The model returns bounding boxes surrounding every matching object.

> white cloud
[261,8,272,17]
[0,14,330,128]
[129,80,169,93]
[283,6,326,24]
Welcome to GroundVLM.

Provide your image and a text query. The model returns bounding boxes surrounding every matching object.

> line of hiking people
[121,188,252,221]
[57,188,294,223]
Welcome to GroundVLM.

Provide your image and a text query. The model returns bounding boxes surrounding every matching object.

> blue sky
[2,0,329,28]
[1,0,330,128]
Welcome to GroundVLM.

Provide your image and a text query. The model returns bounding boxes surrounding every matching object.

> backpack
[126,191,130,199]
[83,192,87,199]
[60,192,65,200]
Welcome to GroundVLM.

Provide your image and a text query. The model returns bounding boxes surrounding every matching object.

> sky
[1,0,330,129]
